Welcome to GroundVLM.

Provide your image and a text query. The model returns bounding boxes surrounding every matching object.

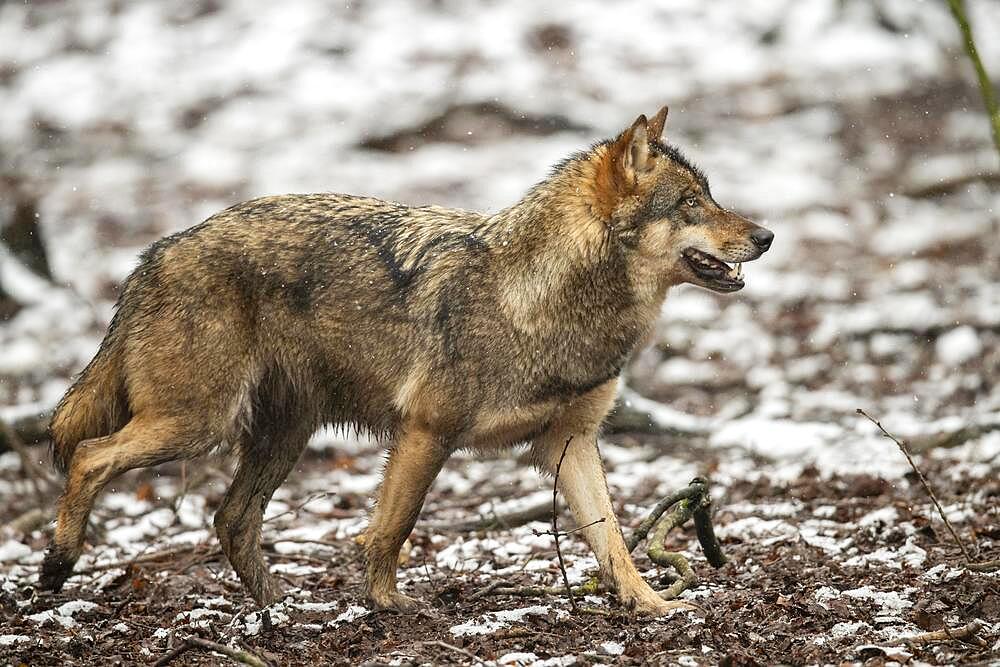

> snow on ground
[1,0,999,665]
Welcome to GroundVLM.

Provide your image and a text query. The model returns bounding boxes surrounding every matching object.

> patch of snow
[842,586,914,614]
[0,635,32,646]
[599,641,625,656]
[269,562,326,576]
[858,506,899,527]
[844,537,926,569]
[450,605,568,637]
[799,520,853,555]
[194,596,231,609]
[290,600,339,613]
[331,604,369,625]
[724,500,803,518]
[27,600,99,628]
[0,540,31,563]
[618,387,711,434]
[920,563,965,583]
[175,607,229,629]
[715,517,798,546]
[104,508,175,547]
[936,326,982,366]
[711,418,842,460]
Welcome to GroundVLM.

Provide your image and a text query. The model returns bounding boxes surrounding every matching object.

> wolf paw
[369,590,424,613]
[622,589,698,617]
[39,548,74,592]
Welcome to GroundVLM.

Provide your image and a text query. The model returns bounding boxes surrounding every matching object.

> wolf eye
[684,196,697,207]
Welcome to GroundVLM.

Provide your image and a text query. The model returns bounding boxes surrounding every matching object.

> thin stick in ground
[550,435,577,611]
[857,408,973,562]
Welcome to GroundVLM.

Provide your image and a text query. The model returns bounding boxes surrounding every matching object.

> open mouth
[682,247,745,292]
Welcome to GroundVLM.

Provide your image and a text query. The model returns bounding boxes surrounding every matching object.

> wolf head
[588,107,773,293]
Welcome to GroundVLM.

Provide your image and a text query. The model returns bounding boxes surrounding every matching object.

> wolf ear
[614,114,655,181]
[594,115,657,218]
[648,105,668,141]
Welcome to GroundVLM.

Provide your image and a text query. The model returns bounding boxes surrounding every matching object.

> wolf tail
[49,325,130,475]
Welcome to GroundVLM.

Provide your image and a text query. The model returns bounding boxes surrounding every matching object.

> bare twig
[857,409,973,562]
[263,491,335,524]
[551,436,577,611]
[946,0,1000,159]
[560,517,606,537]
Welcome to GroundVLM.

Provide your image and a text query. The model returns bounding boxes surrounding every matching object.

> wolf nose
[750,228,774,251]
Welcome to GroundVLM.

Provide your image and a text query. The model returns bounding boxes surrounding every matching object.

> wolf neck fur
[485,154,662,368]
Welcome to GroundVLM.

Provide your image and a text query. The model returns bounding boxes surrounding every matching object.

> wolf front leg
[528,381,690,616]
[364,423,448,612]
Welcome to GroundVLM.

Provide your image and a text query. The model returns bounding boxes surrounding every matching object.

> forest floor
[2,1,1000,665]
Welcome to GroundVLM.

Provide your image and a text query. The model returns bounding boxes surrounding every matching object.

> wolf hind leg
[40,415,207,592]
[213,408,314,607]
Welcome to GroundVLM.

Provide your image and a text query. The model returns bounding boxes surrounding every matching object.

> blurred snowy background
[1,1,999,664]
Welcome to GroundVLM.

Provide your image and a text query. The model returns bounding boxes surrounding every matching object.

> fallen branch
[8,507,49,535]
[152,636,270,667]
[263,491,335,524]
[625,481,706,553]
[425,500,550,532]
[483,477,728,602]
[857,409,998,573]
[0,417,57,502]
[903,170,1000,199]
[646,497,701,599]
[73,544,218,576]
[966,559,1000,572]
[903,620,985,647]
[479,578,602,599]
[0,411,50,451]
[606,388,710,438]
